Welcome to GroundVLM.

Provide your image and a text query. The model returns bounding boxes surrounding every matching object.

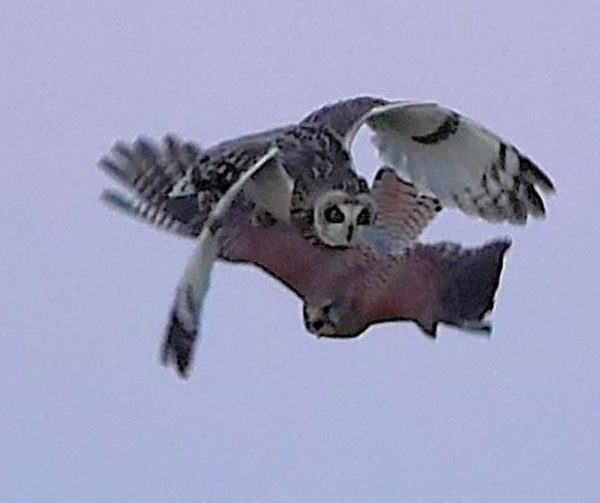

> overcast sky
[2,1,599,501]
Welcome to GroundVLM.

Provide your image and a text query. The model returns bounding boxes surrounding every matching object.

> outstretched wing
[304,97,555,225]
[221,215,511,339]
[348,239,511,337]
[99,132,295,377]
[161,146,280,377]
[99,132,294,238]
[99,135,205,237]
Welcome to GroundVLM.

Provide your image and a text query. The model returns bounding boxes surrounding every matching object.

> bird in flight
[99,96,555,377]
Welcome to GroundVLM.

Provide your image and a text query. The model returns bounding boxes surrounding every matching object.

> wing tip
[161,312,195,379]
[98,156,129,185]
[99,189,137,214]
[520,156,556,195]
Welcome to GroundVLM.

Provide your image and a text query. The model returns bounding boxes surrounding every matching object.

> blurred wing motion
[304,97,555,225]
[99,135,205,237]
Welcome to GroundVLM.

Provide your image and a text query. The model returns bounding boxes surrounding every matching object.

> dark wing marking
[364,102,555,224]
[304,97,555,225]
[411,111,460,145]
[100,190,190,237]
[99,135,204,236]
[161,147,279,378]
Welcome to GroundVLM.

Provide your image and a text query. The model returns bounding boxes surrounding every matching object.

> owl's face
[313,190,374,248]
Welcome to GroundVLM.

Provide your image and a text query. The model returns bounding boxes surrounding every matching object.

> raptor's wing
[161,146,280,377]
[303,97,555,225]
[221,214,510,339]
[100,131,294,237]
[99,135,205,237]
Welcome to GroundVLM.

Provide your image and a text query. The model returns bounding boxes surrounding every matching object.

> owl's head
[313,190,374,248]
[290,180,375,249]
[281,129,374,248]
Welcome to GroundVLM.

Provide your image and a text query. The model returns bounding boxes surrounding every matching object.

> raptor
[99,96,554,377]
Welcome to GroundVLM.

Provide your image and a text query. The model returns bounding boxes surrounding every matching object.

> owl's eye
[324,205,344,223]
[356,208,372,225]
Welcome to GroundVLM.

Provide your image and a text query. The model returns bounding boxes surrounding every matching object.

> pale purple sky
[2,1,599,501]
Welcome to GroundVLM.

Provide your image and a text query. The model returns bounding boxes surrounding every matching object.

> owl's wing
[99,135,205,237]
[99,133,298,376]
[304,97,555,224]
[159,146,279,376]
[101,132,295,238]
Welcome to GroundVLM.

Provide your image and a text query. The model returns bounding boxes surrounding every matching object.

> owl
[99,96,554,377]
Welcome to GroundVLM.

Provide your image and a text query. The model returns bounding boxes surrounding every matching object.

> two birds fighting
[99,96,555,377]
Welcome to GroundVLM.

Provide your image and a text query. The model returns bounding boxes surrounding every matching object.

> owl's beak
[346,224,354,243]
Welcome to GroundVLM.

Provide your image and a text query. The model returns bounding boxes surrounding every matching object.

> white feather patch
[345,101,554,224]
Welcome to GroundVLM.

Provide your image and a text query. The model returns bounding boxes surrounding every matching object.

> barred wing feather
[345,100,555,224]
